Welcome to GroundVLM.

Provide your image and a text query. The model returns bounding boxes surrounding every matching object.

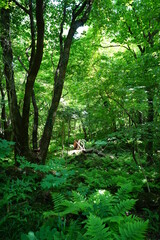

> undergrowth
[0,139,159,239]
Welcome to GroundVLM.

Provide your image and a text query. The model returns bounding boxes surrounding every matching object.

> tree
[92,0,160,163]
[63,0,160,165]
[0,0,94,164]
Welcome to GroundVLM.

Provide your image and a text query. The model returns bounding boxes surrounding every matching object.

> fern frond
[111,199,136,216]
[72,191,86,202]
[60,201,82,215]
[104,216,124,224]
[61,197,91,215]
[85,214,112,240]
[88,190,114,218]
[119,220,149,240]
[66,220,83,239]
[51,191,91,216]
[115,183,133,201]
[125,214,142,222]
[52,193,65,212]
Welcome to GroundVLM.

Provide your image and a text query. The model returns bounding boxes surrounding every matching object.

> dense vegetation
[0,0,160,239]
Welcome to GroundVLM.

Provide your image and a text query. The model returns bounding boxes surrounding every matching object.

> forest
[0,0,160,239]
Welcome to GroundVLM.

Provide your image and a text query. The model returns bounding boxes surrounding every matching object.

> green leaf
[119,220,149,240]
[85,214,111,240]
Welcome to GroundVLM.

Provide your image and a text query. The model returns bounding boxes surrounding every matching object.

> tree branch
[131,3,146,40]
[12,0,29,14]
[105,91,137,127]
[148,30,159,46]
[95,44,137,59]
[72,0,87,20]
[60,1,67,55]
[17,56,28,72]
[29,0,36,68]
[125,21,145,54]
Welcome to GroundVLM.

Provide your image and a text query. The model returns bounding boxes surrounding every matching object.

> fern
[45,191,91,217]
[115,183,133,201]
[111,199,136,216]
[66,220,84,240]
[59,191,92,215]
[119,220,149,240]
[41,174,67,189]
[72,190,86,202]
[81,169,108,188]
[0,139,15,160]
[85,214,112,240]
[52,193,66,212]
[36,225,57,240]
[89,190,113,218]
[43,190,148,239]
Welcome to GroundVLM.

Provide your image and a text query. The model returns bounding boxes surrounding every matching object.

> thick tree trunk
[1,7,22,152]
[1,0,94,164]
[1,1,44,160]
[0,75,11,140]
[21,0,44,155]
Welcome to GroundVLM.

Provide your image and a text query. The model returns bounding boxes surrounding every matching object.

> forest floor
[0,147,160,239]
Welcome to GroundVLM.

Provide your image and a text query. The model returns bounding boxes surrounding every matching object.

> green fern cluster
[41,187,148,240]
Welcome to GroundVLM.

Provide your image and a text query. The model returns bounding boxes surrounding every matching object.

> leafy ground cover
[0,139,159,240]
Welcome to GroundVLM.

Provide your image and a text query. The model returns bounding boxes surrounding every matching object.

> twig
[17,57,28,72]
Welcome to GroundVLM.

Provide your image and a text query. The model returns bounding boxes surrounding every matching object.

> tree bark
[39,0,94,163]
[0,76,11,140]
[1,0,94,164]
[1,0,44,160]
[32,89,38,150]
[21,0,44,155]
[1,7,22,153]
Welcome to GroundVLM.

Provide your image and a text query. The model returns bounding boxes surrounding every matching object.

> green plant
[85,214,111,240]
[0,138,14,162]
[25,187,148,240]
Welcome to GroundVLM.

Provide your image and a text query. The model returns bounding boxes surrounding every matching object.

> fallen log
[82,148,105,157]
[68,148,105,157]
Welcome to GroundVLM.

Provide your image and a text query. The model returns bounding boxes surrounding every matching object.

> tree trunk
[80,116,88,140]
[21,0,44,155]
[1,7,22,153]
[32,89,38,150]
[1,0,44,160]
[0,75,11,140]
[1,0,94,164]
[39,1,94,164]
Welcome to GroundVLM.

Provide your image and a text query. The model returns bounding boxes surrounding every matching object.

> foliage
[0,138,14,160]
[23,188,148,240]
[0,138,160,239]
[0,0,9,9]
[0,0,160,239]
[85,214,111,239]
